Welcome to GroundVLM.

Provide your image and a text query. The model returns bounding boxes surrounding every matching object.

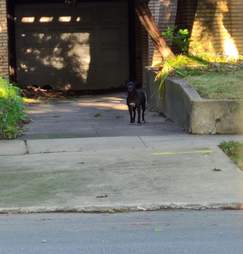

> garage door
[15,2,129,90]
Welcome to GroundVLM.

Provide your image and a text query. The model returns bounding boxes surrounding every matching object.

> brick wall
[0,0,178,81]
[231,0,243,55]
[175,0,198,32]
[189,0,243,58]
[148,0,178,65]
[0,0,9,78]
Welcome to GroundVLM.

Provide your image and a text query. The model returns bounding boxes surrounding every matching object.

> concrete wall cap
[166,77,202,101]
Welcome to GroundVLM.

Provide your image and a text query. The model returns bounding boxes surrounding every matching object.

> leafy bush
[162,26,190,54]
[0,77,26,139]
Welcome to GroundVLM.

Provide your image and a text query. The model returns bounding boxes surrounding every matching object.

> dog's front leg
[128,106,134,123]
[133,108,136,123]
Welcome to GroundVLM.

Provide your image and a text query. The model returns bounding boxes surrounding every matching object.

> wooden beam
[135,0,175,61]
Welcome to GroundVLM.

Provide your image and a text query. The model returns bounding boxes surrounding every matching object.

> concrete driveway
[22,93,183,139]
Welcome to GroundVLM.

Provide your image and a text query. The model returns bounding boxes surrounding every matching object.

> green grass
[155,54,209,96]
[0,77,26,139]
[155,54,243,99]
[185,68,243,99]
[219,141,243,170]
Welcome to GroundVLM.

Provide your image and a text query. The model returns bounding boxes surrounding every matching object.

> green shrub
[0,77,26,139]
[162,26,190,54]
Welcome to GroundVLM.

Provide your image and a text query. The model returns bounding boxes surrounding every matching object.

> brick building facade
[0,0,179,82]
[148,0,178,65]
[189,0,243,58]
[0,0,9,78]
[1,0,243,84]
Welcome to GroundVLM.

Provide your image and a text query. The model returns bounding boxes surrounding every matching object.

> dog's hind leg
[141,102,146,123]
[141,100,146,123]
[142,110,145,123]
[137,106,141,124]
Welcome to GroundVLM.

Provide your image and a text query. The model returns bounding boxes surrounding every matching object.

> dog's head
[127,81,136,94]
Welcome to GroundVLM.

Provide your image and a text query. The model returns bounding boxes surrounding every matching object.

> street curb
[0,137,145,156]
[0,203,243,214]
[2,135,243,156]
[0,140,27,156]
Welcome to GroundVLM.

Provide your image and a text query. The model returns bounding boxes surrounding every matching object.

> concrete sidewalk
[1,135,243,213]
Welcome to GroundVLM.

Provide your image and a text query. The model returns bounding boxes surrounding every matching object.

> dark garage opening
[7,0,147,91]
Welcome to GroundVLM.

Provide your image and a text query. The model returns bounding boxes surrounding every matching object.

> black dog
[126,81,146,124]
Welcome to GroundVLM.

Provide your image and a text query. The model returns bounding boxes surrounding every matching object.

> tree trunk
[135,0,175,61]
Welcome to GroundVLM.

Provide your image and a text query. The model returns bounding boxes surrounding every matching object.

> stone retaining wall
[145,69,243,134]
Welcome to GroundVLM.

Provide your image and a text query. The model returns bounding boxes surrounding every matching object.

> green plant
[0,77,27,139]
[162,26,190,54]
[155,55,209,96]
[219,141,239,158]
[219,141,243,170]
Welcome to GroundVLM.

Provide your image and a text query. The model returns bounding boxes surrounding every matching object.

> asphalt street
[0,211,243,254]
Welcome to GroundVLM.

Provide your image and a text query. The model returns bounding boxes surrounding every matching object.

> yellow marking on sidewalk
[152,149,213,156]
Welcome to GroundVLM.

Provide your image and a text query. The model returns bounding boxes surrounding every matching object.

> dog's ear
[127,81,135,87]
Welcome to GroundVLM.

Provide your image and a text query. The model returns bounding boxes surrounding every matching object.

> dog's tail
[141,89,147,110]
[145,90,148,105]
